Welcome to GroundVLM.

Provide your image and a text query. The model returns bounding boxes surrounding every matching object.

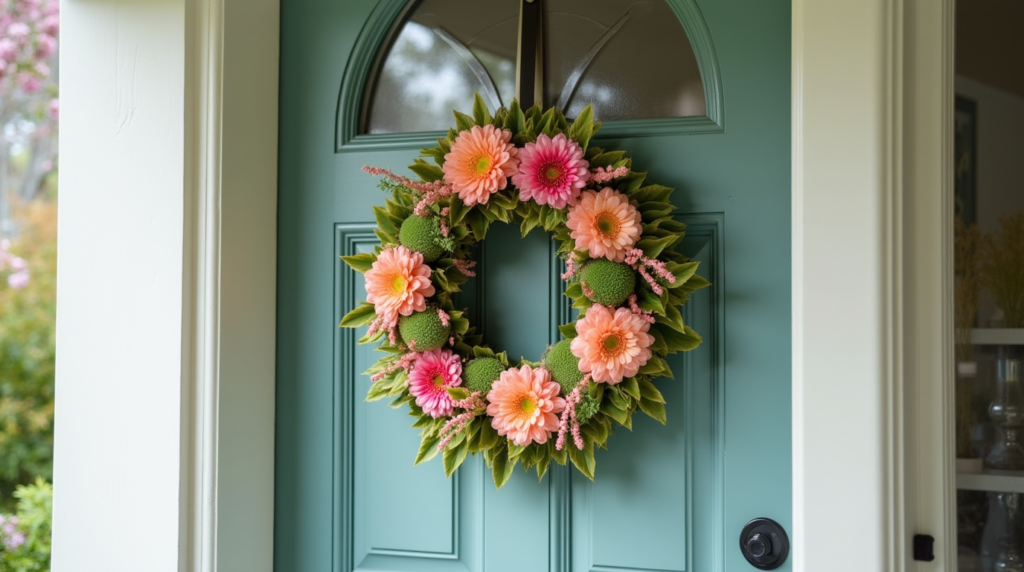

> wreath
[341,96,708,488]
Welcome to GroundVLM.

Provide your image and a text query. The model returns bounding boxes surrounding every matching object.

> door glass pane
[954,3,1024,570]
[363,0,705,134]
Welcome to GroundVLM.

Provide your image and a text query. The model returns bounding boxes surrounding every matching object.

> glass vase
[986,353,1024,471]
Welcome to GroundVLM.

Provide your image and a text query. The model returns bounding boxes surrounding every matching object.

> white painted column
[53,2,188,571]
[52,1,278,570]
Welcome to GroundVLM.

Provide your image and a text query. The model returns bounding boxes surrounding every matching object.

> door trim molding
[792,1,953,570]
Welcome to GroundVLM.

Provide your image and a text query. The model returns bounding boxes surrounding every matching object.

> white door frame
[51,1,954,570]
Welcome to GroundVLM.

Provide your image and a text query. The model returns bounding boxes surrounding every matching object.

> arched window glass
[363,0,705,134]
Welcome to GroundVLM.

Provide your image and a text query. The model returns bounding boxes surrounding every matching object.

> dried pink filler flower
[566,188,642,262]
[407,349,463,418]
[571,304,654,384]
[442,124,519,206]
[364,245,435,328]
[486,365,565,446]
[512,133,589,209]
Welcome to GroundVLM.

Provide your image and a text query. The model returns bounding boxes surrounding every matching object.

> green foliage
[0,203,56,510]
[0,479,52,572]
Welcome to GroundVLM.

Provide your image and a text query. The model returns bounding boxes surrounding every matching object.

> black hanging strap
[517,0,543,108]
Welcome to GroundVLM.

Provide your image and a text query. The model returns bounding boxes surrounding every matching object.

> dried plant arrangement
[980,212,1024,328]
[954,216,981,458]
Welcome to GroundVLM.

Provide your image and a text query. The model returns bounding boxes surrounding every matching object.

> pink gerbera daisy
[511,133,590,209]
[408,349,463,418]
[566,188,643,262]
[442,124,519,206]
[571,304,654,384]
[486,365,565,446]
[364,245,436,328]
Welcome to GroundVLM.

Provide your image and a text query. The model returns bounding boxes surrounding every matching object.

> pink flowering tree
[0,0,59,237]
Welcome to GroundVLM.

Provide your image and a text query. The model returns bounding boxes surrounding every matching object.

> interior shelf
[957,470,1024,493]
[971,328,1024,346]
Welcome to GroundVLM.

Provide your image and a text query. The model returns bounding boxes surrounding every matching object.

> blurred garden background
[0,0,59,570]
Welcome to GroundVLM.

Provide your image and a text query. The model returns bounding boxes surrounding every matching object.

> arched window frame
[335,0,725,152]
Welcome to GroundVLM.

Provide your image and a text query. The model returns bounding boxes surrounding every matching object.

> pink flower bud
[35,33,55,59]
[6,22,29,38]
[47,98,59,120]
[40,14,59,36]
[18,72,41,93]
[0,38,18,62]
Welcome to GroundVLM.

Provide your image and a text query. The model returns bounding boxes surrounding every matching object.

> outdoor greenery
[0,0,60,569]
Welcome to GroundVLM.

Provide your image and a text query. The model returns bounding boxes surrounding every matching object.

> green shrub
[0,202,57,509]
[0,479,52,572]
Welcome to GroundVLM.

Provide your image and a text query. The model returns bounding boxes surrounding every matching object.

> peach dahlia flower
[364,245,435,328]
[565,187,642,262]
[442,124,519,206]
[571,304,654,384]
[486,365,565,446]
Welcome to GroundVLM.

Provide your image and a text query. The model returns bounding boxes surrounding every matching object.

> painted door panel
[277,1,791,571]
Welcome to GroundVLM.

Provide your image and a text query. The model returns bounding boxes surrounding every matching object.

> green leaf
[415,433,441,464]
[340,252,377,273]
[568,442,596,480]
[443,437,471,477]
[639,357,668,377]
[454,110,475,132]
[509,99,527,136]
[558,323,578,339]
[638,289,665,315]
[492,446,515,489]
[339,302,376,328]
[655,303,686,333]
[636,235,676,260]
[638,398,667,424]
[446,387,471,402]
[619,377,641,401]
[476,421,500,451]
[472,93,492,126]
[467,210,490,241]
[449,194,469,226]
[567,104,595,149]
[657,323,702,353]
[631,184,674,203]
[372,206,399,236]
[408,159,443,182]
[473,346,497,359]
[600,400,629,426]
[637,378,666,403]
[520,215,540,237]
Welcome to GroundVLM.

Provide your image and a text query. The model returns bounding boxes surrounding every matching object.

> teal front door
[276,1,791,571]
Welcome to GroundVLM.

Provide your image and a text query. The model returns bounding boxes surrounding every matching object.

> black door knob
[739,518,789,570]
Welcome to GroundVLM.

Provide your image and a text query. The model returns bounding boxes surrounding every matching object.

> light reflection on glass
[364,0,707,134]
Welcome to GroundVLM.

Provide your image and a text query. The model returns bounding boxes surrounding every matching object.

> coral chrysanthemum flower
[408,349,463,418]
[364,245,436,328]
[571,304,654,384]
[566,188,642,262]
[486,365,565,446]
[512,133,590,209]
[442,124,519,206]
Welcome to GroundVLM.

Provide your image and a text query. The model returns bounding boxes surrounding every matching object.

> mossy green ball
[579,259,637,307]
[399,215,446,263]
[398,310,450,352]
[464,357,505,394]
[544,339,585,394]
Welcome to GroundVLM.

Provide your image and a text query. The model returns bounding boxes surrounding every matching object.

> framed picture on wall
[955,96,977,227]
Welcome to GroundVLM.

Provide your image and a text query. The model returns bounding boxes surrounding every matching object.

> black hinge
[913,534,935,562]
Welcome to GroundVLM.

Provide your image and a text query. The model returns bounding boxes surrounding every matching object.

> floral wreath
[341,96,708,488]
